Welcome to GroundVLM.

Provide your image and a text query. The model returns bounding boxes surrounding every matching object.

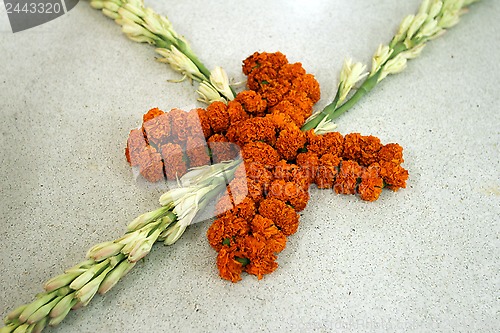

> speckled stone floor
[1,1,498,332]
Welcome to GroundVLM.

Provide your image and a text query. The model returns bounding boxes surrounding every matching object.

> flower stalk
[301,0,480,131]
[89,0,235,103]
[1,157,241,332]
[1,209,176,333]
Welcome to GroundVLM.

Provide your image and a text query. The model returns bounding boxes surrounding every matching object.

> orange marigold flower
[265,112,297,131]
[235,90,267,116]
[271,100,306,128]
[216,246,245,283]
[315,153,342,189]
[143,112,171,147]
[273,160,310,190]
[169,108,189,144]
[125,128,148,166]
[377,143,404,165]
[291,73,321,103]
[334,160,363,195]
[321,132,345,157]
[357,163,384,202]
[137,146,165,182]
[258,81,290,107]
[267,179,309,211]
[232,117,277,146]
[227,100,250,125]
[359,135,383,166]
[241,142,280,169]
[247,66,278,91]
[160,142,187,180]
[186,108,211,139]
[246,178,266,203]
[142,107,164,123]
[273,160,300,182]
[278,62,306,81]
[284,90,314,119]
[207,212,251,250]
[296,152,320,183]
[206,101,230,133]
[231,197,257,222]
[379,161,409,191]
[284,181,310,211]
[242,51,288,75]
[186,136,210,168]
[251,215,287,253]
[244,251,278,280]
[276,126,307,160]
[259,198,300,236]
[208,134,238,163]
[342,133,362,161]
[244,161,274,190]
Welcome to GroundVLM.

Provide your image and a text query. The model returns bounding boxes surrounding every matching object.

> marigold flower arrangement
[1,0,479,332]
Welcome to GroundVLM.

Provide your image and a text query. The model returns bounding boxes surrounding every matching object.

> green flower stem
[2,210,177,333]
[302,0,479,132]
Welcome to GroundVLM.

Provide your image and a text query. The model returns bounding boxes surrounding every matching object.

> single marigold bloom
[284,90,314,119]
[186,136,210,167]
[232,117,277,146]
[258,78,291,108]
[241,142,280,169]
[306,130,345,157]
[265,112,297,131]
[244,251,278,280]
[284,181,309,211]
[226,100,249,125]
[235,90,267,116]
[142,107,164,123]
[359,135,383,166]
[247,66,278,91]
[160,142,187,180]
[273,160,300,182]
[206,101,230,133]
[278,62,306,81]
[379,161,409,191]
[186,108,211,139]
[291,73,321,103]
[334,160,363,195]
[169,108,189,144]
[125,128,148,166]
[142,112,171,147]
[231,197,257,222]
[315,153,342,189]
[242,51,288,75]
[267,179,309,211]
[296,152,320,183]
[276,126,307,160]
[250,215,286,253]
[208,212,251,250]
[137,146,165,182]
[377,143,404,165]
[247,178,266,203]
[259,198,300,236]
[208,134,238,163]
[357,163,384,202]
[271,100,306,128]
[342,133,362,161]
[244,161,274,190]
[216,246,245,283]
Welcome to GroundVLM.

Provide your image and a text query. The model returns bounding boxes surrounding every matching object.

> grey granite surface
[0,1,498,332]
